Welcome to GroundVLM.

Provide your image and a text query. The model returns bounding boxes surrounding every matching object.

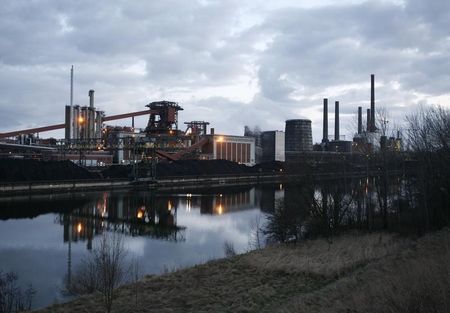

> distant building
[261,131,285,163]
[200,134,255,166]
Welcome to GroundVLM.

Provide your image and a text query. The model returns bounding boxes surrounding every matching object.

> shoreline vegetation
[36,228,450,313]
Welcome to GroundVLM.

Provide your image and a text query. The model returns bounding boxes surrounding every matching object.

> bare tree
[65,233,127,313]
[129,256,141,309]
[405,105,450,232]
[223,241,236,258]
[0,271,35,313]
[248,216,264,250]
[376,106,391,136]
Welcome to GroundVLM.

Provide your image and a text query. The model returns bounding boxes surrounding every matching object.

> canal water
[1,175,430,309]
[0,184,283,309]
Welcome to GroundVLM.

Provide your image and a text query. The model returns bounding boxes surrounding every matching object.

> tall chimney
[358,106,362,134]
[335,101,339,141]
[70,65,74,107]
[370,74,375,132]
[322,98,328,143]
[89,89,95,108]
[367,108,371,132]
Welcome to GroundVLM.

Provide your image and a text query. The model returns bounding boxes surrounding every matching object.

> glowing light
[137,209,144,219]
[216,136,224,142]
[279,184,283,190]
[77,223,82,234]
[216,204,223,215]
[186,193,192,198]
[168,200,173,211]
[78,116,84,124]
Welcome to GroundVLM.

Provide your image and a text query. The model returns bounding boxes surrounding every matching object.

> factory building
[200,134,255,166]
[65,90,104,141]
[285,119,312,162]
[261,131,285,162]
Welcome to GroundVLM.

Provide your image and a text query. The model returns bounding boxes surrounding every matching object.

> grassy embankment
[37,229,450,313]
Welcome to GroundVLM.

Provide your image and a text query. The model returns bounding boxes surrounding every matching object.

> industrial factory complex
[0,72,401,171]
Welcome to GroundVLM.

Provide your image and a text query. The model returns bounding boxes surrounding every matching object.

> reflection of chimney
[334,101,339,141]
[322,98,328,143]
[367,108,371,132]
[370,74,375,132]
[358,106,362,134]
[89,90,95,108]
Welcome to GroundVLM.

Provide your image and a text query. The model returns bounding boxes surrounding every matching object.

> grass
[36,229,450,313]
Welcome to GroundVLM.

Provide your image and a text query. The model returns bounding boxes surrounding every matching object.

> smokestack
[322,98,328,143]
[334,101,339,141]
[367,108,371,132]
[89,90,95,108]
[358,106,362,134]
[70,65,74,107]
[370,74,375,132]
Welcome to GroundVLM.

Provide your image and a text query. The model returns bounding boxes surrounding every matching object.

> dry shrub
[242,232,408,278]
[380,232,450,313]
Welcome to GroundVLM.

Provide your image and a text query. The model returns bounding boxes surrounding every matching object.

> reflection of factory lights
[137,209,144,219]
[279,184,283,190]
[77,223,82,234]
[78,116,84,124]
[217,204,223,215]
[219,194,223,197]
[168,200,173,211]
[186,193,192,198]
[186,200,191,212]
[216,136,224,142]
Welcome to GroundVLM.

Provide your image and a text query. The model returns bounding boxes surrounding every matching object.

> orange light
[137,210,144,219]
[77,223,82,234]
[78,116,84,124]
[217,136,224,142]
[216,204,223,215]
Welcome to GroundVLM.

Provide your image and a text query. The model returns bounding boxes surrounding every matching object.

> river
[0,184,283,309]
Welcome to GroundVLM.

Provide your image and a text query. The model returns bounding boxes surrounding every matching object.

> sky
[1,0,449,142]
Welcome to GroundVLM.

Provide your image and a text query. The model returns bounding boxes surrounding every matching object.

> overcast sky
[1,0,449,142]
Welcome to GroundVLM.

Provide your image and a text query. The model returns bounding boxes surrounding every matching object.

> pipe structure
[70,65,73,107]
[367,108,371,132]
[0,109,156,139]
[322,98,328,143]
[370,74,375,132]
[89,90,94,108]
[334,101,339,141]
[358,106,362,134]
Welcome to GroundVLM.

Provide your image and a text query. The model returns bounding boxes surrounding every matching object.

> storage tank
[285,119,313,152]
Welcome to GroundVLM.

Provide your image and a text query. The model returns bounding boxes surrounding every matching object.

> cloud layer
[1,0,449,141]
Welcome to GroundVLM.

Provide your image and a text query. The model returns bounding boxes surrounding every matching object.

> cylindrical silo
[285,119,313,152]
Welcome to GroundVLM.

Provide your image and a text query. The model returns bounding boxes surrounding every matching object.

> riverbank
[37,228,450,313]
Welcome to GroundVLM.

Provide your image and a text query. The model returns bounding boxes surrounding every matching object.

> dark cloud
[0,0,449,143]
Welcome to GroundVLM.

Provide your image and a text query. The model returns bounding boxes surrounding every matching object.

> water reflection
[263,175,424,243]
[60,192,184,249]
[0,186,267,309]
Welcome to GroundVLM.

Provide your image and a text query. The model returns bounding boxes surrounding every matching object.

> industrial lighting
[77,223,82,234]
[217,136,224,142]
[137,209,144,219]
[78,116,84,124]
